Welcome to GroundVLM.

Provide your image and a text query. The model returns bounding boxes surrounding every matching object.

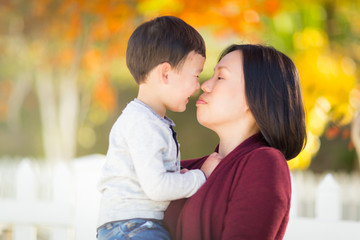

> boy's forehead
[184,51,206,66]
[185,52,205,70]
[172,51,205,73]
[186,50,205,60]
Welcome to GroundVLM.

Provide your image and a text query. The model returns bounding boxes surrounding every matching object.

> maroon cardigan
[164,133,291,240]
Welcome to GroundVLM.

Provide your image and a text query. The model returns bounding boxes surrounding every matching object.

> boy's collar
[134,98,175,127]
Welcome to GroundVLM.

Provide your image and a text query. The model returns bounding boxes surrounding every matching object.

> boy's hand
[200,152,222,178]
[180,168,189,174]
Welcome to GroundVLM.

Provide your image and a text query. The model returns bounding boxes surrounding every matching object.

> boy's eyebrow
[195,68,203,74]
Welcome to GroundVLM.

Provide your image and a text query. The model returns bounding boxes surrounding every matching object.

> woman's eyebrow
[214,66,231,72]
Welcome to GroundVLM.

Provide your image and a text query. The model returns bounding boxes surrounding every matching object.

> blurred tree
[138,0,359,169]
[0,0,359,171]
[0,0,139,162]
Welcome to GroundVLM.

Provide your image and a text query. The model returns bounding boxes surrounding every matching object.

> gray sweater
[97,99,206,227]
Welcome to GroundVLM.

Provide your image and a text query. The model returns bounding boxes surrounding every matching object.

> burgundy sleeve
[164,198,187,239]
[221,148,291,240]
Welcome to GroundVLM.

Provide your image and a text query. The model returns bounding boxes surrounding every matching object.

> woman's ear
[244,101,251,113]
[159,62,172,84]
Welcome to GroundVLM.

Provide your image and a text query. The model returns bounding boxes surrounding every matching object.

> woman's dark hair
[219,44,307,160]
[126,16,206,84]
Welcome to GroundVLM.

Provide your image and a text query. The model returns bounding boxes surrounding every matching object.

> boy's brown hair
[126,16,206,84]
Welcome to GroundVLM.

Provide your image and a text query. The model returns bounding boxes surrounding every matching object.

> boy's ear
[159,62,172,84]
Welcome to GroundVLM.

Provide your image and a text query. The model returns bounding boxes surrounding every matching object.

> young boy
[97,16,221,240]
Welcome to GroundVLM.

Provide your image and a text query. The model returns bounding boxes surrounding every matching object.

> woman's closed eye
[217,76,224,80]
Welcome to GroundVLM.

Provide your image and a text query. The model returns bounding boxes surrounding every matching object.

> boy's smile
[165,51,205,112]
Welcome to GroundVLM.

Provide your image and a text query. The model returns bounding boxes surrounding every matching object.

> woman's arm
[221,148,291,240]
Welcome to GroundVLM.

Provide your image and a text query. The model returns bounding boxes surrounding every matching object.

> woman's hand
[200,152,222,178]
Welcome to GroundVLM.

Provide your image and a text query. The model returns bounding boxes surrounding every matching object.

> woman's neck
[216,122,259,158]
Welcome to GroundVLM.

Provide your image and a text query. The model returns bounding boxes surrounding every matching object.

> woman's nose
[201,79,212,93]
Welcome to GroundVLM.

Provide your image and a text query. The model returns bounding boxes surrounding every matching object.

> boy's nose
[196,81,200,90]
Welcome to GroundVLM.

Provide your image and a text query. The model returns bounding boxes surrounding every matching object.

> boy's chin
[174,108,186,113]
[170,105,187,113]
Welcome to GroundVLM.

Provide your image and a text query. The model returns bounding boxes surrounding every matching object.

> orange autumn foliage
[1,0,358,168]
[93,76,116,112]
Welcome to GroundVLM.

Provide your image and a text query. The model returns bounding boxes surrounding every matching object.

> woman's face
[196,50,251,130]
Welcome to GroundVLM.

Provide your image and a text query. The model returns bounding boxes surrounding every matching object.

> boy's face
[165,51,205,112]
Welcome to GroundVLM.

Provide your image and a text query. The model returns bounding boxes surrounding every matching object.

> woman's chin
[196,113,211,128]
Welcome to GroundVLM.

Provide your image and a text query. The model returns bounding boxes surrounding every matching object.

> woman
[164,44,307,240]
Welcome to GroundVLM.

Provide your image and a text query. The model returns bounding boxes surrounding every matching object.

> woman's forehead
[216,50,243,70]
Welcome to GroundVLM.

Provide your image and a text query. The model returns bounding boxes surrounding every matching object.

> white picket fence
[285,171,360,240]
[0,155,359,240]
[0,155,104,240]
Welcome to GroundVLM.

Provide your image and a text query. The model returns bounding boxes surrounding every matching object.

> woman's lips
[196,97,207,105]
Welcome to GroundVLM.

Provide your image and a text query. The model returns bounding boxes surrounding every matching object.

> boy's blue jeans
[97,219,171,240]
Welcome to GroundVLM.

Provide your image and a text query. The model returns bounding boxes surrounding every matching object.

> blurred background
[0,0,360,239]
[1,0,360,171]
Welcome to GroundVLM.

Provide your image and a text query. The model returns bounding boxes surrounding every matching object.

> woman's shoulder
[249,145,286,160]
[241,146,291,192]
[245,146,289,172]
